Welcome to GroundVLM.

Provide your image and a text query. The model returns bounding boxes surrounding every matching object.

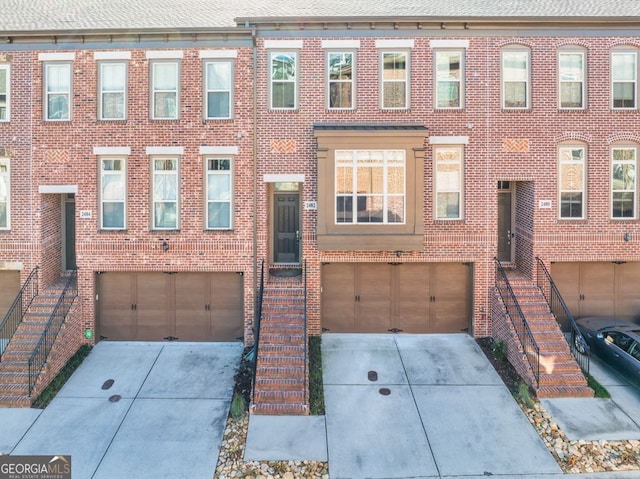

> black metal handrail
[303,259,308,408]
[27,270,77,396]
[248,260,265,404]
[494,259,540,387]
[0,266,39,361]
[535,257,590,376]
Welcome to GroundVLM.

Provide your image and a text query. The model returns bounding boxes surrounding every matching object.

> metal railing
[249,260,265,404]
[494,259,540,387]
[27,270,77,396]
[0,266,39,361]
[303,259,308,409]
[535,257,590,375]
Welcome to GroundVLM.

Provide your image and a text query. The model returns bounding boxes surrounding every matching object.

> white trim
[94,51,131,60]
[38,52,75,61]
[429,136,469,145]
[321,40,360,49]
[375,39,414,49]
[200,146,238,155]
[146,146,184,155]
[263,174,305,183]
[93,147,131,155]
[430,39,470,49]
[199,50,238,59]
[145,50,184,59]
[0,261,23,271]
[38,185,77,194]
[264,40,303,50]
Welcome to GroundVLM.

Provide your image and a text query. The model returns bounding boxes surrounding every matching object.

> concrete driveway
[322,333,562,479]
[2,341,242,479]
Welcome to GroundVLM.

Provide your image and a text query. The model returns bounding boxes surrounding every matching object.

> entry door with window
[497,182,513,263]
[274,192,300,263]
[64,193,76,270]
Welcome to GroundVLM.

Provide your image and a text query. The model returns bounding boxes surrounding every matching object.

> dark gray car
[576,317,640,385]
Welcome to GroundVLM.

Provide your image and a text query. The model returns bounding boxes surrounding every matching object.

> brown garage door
[551,262,640,323]
[321,263,471,333]
[0,270,20,321]
[97,272,243,341]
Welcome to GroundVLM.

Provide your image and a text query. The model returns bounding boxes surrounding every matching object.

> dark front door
[274,193,300,263]
[497,184,513,263]
[64,194,76,270]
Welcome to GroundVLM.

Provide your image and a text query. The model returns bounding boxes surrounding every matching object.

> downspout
[251,27,258,343]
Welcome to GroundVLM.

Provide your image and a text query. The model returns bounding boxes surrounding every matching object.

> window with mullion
[205,60,233,119]
[44,63,71,120]
[0,64,10,121]
[99,62,127,120]
[559,51,585,109]
[435,51,463,109]
[100,157,126,229]
[611,147,637,219]
[0,158,9,229]
[206,158,232,229]
[502,49,530,109]
[327,51,354,109]
[559,146,585,219]
[335,150,405,224]
[152,157,179,229]
[381,51,409,109]
[434,147,463,219]
[270,51,297,109]
[612,51,637,109]
[151,61,179,119]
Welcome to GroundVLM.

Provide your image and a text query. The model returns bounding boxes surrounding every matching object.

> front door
[64,193,76,270]
[274,193,300,263]
[497,182,513,263]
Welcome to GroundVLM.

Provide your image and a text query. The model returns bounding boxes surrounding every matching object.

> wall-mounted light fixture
[624,232,631,242]
[162,240,169,252]
[395,250,403,258]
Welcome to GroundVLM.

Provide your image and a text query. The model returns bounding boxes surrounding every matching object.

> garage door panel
[357,264,392,333]
[0,271,20,326]
[213,310,244,341]
[135,273,171,340]
[550,263,580,315]
[395,264,430,333]
[617,263,640,321]
[175,273,209,341]
[210,273,243,341]
[321,264,356,333]
[98,273,135,341]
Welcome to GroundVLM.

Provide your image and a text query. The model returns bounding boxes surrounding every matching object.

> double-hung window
[559,50,585,109]
[44,63,71,120]
[435,51,464,108]
[0,158,9,229]
[380,51,409,109]
[611,147,637,219]
[152,157,179,229]
[434,146,464,219]
[335,150,405,224]
[559,146,586,219]
[98,61,127,120]
[612,50,637,109]
[502,48,530,109]
[0,64,9,121]
[327,51,355,109]
[206,158,232,229]
[204,60,233,119]
[100,157,126,229]
[148,51,182,120]
[269,50,298,110]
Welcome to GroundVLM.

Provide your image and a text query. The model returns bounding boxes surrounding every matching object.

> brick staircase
[251,274,308,415]
[0,280,70,407]
[505,270,593,398]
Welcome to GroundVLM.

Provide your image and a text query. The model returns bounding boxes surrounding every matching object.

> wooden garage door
[551,262,640,322]
[0,270,20,323]
[97,272,243,341]
[321,263,471,333]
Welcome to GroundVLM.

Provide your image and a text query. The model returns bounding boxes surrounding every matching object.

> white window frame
[0,158,9,229]
[611,50,638,110]
[0,64,10,121]
[99,156,127,229]
[269,50,298,110]
[334,150,406,225]
[327,51,355,110]
[380,50,410,110]
[435,50,464,109]
[44,62,72,121]
[558,49,586,110]
[434,146,464,220]
[152,156,180,230]
[98,61,127,120]
[204,60,234,120]
[611,146,637,219]
[205,157,233,230]
[501,48,531,110]
[150,60,180,120]
[558,145,586,219]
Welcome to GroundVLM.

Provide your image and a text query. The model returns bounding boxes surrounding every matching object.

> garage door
[0,270,20,321]
[96,272,243,341]
[551,262,640,323]
[321,263,471,333]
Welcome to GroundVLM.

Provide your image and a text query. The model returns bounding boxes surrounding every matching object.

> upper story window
[434,146,464,219]
[152,157,179,229]
[0,158,9,229]
[435,50,464,109]
[269,51,298,110]
[100,156,127,229]
[204,60,233,119]
[151,61,180,119]
[502,47,530,109]
[0,64,9,121]
[559,145,586,219]
[98,62,127,120]
[206,157,233,229]
[44,63,71,121]
[380,51,409,109]
[611,146,637,219]
[327,51,355,110]
[558,49,586,109]
[611,49,637,109]
[335,149,406,224]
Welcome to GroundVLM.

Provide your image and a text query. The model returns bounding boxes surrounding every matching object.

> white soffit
[263,174,305,183]
[39,185,78,194]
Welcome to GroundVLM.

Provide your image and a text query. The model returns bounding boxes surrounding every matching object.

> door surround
[497,181,515,264]
[264,174,305,265]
